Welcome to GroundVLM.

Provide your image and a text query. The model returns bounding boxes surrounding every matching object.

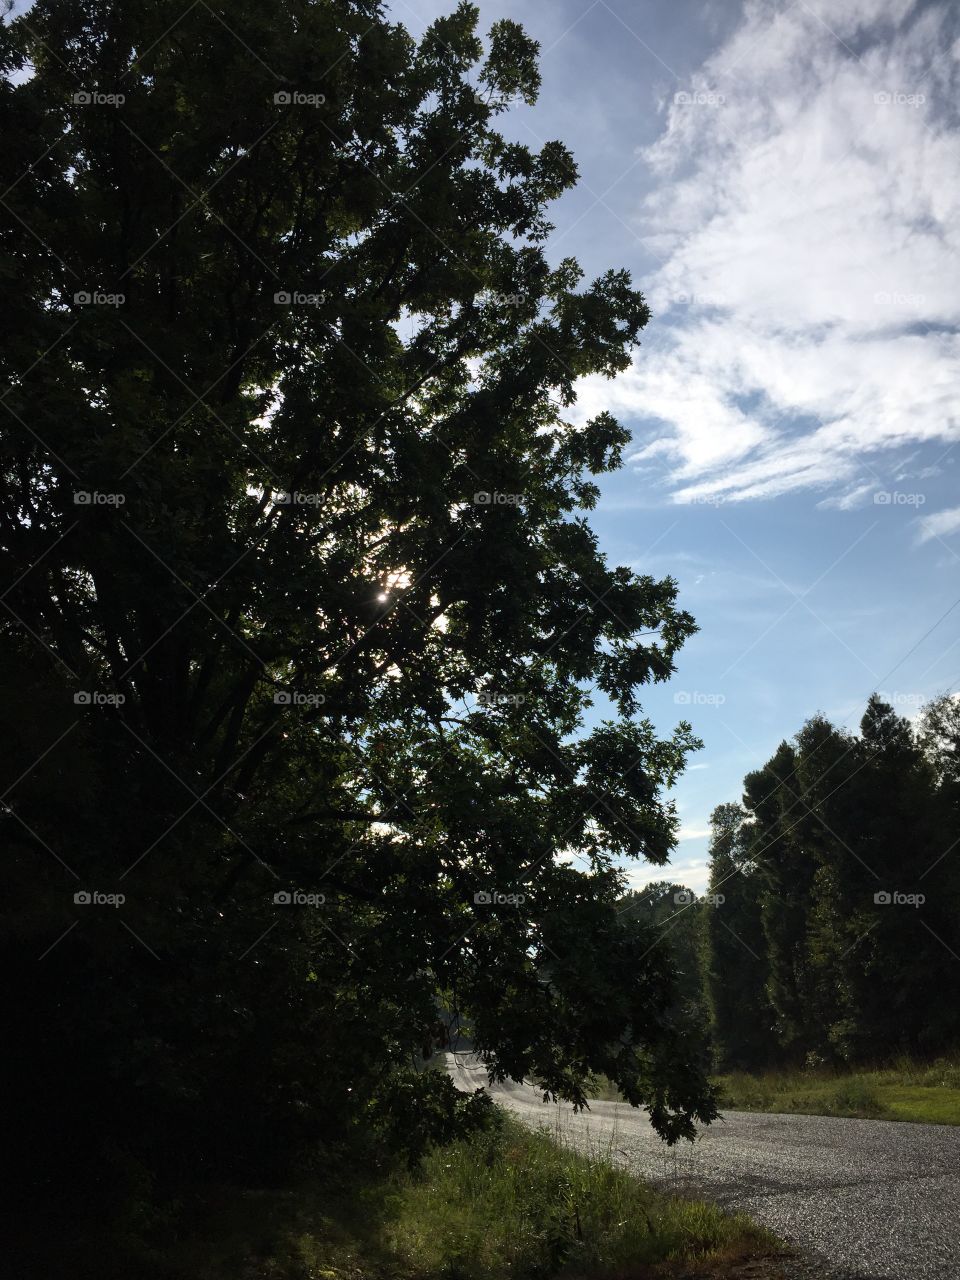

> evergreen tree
[701,803,772,1069]
[743,742,819,1059]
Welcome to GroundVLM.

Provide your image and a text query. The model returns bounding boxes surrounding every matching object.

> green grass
[713,1055,960,1126]
[24,1115,782,1280]
[383,1116,778,1279]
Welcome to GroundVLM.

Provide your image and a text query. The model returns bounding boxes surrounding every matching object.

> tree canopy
[1,0,715,1196]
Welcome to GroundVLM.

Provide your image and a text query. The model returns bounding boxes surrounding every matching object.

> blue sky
[391,0,960,890]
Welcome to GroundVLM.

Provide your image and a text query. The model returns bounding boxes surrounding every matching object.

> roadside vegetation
[714,1057,960,1126]
[588,1057,960,1126]
[34,1113,779,1280]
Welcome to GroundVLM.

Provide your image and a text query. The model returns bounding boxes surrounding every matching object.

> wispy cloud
[917,505,960,543]
[574,0,960,504]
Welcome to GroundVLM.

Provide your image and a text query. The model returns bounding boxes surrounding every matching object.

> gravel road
[446,1052,960,1280]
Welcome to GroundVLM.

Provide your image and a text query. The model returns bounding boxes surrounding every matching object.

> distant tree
[919,692,960,789]
[700,803,773,1070]
[743,742,820,1059]
[618,880,706,1011]
[829,696,953,1058]
[791,713,862,1062]
[1,0,713,1196]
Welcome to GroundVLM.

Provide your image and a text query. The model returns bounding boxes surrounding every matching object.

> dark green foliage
[618,880,706,1011]
[1,0,713,1205]
[700,697,960,1070]
[699,804,771,1070]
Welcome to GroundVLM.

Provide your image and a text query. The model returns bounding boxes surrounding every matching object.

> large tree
[1,0,714,1192]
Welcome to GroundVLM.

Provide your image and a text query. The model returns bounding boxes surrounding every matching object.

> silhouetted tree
[1,0,714,1206]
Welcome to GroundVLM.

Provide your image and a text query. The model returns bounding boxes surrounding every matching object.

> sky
[388,0,960,891]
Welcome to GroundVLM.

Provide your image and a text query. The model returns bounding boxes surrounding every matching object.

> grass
[21,1114,783,1280]
[383,1116,779,1279]
[713,1055,960,1126]
[584,1055,960,1125]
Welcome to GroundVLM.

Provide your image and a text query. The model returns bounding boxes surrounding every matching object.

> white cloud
[917,505,960,543]
[580,0,960,503]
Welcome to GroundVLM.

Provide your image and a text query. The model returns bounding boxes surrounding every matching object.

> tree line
[628,693,960,1072]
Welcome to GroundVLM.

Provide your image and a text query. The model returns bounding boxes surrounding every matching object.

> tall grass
[385,1115,776,1279]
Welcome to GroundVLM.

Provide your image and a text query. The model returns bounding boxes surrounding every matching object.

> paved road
[446,1052,960,1280]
